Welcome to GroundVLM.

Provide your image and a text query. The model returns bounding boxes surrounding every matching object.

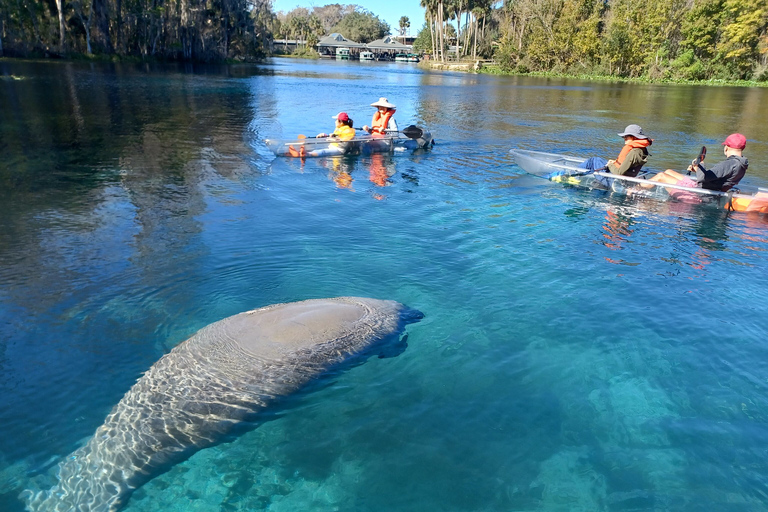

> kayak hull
[266,131,433,158]
[510,148,768,214]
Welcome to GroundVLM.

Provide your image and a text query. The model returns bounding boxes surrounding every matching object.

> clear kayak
[266,126,433,158]
[510,148,768,214]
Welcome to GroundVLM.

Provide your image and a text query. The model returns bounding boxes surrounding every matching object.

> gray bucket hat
[618,124,649,139]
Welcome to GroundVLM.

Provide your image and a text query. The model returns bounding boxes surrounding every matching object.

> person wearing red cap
[316,112,356,140]
[289,112,356,157]
[645,133,748,192]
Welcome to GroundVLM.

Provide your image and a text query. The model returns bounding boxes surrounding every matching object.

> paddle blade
[694,146,706,166]
[401,125,424,139]
[298,134,307,139]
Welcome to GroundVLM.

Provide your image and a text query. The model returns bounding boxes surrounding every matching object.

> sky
[270,0,427,37]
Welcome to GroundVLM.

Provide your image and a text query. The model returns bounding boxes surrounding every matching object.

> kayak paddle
[687,145,706,175]
[401,125,424,139]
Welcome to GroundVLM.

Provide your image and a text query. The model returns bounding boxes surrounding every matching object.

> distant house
[316,33,366,59]
[393,35,416,46]
[365,35,412,60]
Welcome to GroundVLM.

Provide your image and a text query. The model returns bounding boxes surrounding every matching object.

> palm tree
[420,0,438,58]
[399,16,411,36]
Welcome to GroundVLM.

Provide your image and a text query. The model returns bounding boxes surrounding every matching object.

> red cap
[333,112,349,122]
[722,133,746,150]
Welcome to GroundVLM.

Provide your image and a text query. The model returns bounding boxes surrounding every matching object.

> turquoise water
[2,59,768,511]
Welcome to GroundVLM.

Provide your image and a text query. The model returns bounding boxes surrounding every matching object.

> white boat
[395,53,420,63]
[509,148,768,213]
[266,126,433,158]
[360,52,374,61]
[335,47,350,60]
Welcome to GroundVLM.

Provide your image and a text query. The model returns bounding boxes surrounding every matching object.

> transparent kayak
[510,148,768,213]
[266,126,433,158]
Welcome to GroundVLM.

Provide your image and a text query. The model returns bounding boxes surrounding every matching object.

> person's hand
[363,125,370,132]
[687,164,696,173]
[607,159,615,166]
[316,133,327,138]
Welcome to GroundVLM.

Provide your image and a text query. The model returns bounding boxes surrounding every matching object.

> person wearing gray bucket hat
[363,97,399,136]
[617,124,649,139]
[605,124,653,177]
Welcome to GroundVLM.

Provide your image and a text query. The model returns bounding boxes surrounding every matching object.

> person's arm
[387,117,398,133]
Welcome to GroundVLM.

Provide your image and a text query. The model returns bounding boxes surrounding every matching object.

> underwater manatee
[24,297,423,511]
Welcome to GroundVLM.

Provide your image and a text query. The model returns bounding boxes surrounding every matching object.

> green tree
[717,0,768,77]
[680,0,723,60]
[399,16,411,35]
[331,9,390,43]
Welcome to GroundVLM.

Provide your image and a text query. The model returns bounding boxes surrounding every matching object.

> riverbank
[421,60,768,87]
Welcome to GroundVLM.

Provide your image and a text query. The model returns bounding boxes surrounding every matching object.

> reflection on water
[2,59,768,512]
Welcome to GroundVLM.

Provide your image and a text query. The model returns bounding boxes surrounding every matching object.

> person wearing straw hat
[363,97,399,137]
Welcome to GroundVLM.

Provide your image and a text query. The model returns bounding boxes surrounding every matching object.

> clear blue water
[2,59,768,511]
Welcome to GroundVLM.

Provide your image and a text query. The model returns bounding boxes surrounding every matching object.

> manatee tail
[22,441,132,512]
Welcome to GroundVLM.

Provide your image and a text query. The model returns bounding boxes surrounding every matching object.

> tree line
[414,0,768,81]
[3,0,768,82]
[0,0,392,60]
[0,0,274,60]
[273,4,390,50]
[497,0,768,80]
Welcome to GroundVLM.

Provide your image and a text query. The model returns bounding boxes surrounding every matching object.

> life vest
[615,138,651,165]
[332,124,356,141]
[371,109,395,135]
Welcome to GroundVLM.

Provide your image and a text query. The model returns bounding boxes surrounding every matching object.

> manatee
[24,297,422,511]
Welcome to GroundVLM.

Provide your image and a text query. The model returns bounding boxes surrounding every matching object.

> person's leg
[640,170,680,188]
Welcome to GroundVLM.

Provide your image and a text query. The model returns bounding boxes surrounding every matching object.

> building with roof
[316,33,366,58]
[365,35,412,60]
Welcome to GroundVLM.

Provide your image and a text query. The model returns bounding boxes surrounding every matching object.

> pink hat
[333,112,349,122]
[722,133,746,149]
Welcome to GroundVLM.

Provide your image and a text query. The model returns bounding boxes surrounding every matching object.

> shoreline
[421,60,768,88]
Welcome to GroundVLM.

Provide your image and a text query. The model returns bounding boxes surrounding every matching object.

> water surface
[1,58,768,511]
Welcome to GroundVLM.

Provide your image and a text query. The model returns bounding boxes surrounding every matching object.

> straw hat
[371,97,396,109]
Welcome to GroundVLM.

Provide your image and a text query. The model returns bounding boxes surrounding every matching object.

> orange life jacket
[615,138,652,165]
[371,109,395,134]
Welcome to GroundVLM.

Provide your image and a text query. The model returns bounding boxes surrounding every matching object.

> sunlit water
[2,58,768,511]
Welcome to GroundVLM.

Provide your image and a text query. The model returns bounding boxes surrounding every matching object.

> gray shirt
[694,155,748,191]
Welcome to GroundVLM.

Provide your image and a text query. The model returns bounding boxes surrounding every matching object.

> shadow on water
[0,60,269,478]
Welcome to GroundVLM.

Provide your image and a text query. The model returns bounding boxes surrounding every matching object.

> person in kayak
[604,124,653,177]
[362,97,398,137]
[643,133,748,192]
[289,112,356,157]
[317,112,356,140]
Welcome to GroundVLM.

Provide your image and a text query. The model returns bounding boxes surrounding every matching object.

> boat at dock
[510,148,768,214]
[395,53,420,63]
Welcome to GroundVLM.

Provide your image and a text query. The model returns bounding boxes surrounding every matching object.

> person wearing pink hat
[289,112,356,157]
[644,133,748,192]
[316,112,356,140]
